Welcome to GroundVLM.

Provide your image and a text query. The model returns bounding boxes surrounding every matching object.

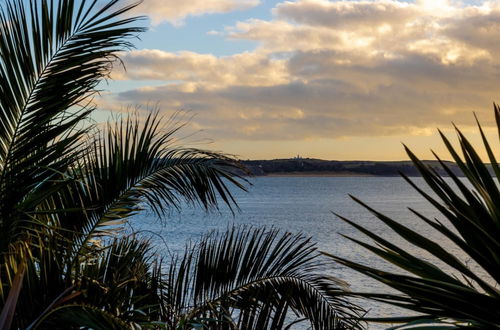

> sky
[97,0,500,160]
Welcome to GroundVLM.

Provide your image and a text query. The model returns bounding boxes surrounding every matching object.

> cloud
[273,0,418,29]
[106,0,500,145]
[108,68,494,141]
[230,0,497,63]
[114,50,290,88]
[129,0,260,26]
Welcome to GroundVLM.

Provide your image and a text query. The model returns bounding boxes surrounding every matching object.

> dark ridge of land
[240,158,475,177]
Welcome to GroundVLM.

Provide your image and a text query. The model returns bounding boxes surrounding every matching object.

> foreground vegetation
[330,108,500,328]
[0,0,361,328]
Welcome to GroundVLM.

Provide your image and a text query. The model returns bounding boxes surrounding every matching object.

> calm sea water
[131,176,467,329]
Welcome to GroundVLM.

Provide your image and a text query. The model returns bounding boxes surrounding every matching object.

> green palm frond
[0,0,145,248]
[165,226,364,330]
[327,105,500,328]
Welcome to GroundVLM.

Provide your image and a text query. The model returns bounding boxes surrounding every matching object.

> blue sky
[135,2,274,55]
[99,0,500,160]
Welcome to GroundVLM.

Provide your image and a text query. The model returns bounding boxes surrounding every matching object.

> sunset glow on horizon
[98,0,500,160]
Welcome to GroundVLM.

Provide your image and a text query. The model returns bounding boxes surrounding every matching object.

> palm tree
[328,107,500,328]
[0,0,245,326]
[163,226,363,329]
[0,0,362,328]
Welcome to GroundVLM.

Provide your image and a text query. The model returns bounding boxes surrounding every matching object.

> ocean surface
[130,176,469,329]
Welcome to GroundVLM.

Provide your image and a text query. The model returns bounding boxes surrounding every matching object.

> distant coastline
[239,158,479,177]
[263,171,376,177]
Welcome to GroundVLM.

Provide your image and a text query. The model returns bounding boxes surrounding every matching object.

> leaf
[165,226,364,329]
[327,106,500,328]
[0,261,26,329]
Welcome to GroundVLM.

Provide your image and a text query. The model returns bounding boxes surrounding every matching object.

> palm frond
[165,226,364,329]
[57,112,247,265]
[32,303,133,330]
[75,237,166,326]
[328,105,500,328]
[0,0,147,327]
[91,111,246,216]
[6,235,165,329]
[0,251,26,329]
[1,233,72,329]
[0,0,145,248]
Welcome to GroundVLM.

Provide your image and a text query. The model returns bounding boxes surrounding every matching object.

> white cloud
[273,0,418,28]
[114,49,291,88]
[130,0,260,26]
[230,0,499,64]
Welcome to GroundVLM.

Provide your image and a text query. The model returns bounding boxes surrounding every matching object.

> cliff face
[241,159,469,177]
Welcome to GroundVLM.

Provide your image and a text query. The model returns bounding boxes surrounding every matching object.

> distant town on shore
[241,156,477,177]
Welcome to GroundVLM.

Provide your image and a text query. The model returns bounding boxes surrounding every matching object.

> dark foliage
[328,106,500,329]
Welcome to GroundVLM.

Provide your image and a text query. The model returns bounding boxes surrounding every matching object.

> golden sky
[98,0,500,160]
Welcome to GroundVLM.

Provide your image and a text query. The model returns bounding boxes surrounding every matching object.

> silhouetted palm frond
[81,111,245,232]
[165,227,364,329]
[52,111,247,270]
[328,105,500,328]
[0,1,146,327]
[55,237,166,328]
[0,0,145,249]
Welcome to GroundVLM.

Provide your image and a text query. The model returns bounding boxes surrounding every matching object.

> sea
[131,176,471,329]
